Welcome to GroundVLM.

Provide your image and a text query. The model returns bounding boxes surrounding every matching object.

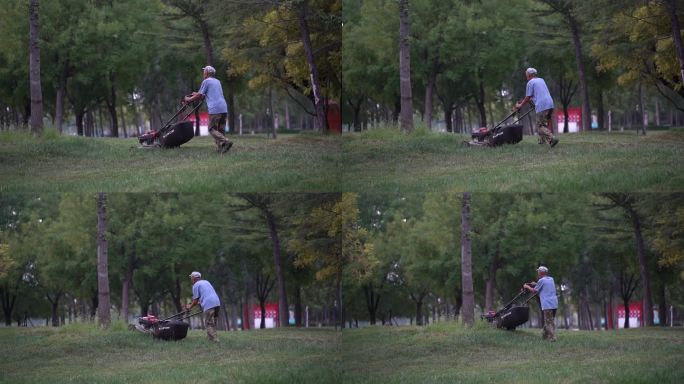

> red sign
[556,107,582,133]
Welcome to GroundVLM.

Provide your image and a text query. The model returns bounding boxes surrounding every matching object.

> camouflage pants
[536,109,555,145]
[209,113,229,151]
[542,309,557,341]
[204,307,219,342]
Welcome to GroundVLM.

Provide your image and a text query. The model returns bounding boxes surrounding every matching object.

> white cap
[202,65,216,74]
[526,67,537,75]
[537,266,548,273]
[189,271,201,278]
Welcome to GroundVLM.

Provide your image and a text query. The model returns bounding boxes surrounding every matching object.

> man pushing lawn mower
[513,68,559,148]
[183,65,233,155]
[523,265,558,341]
[186,271,221,343]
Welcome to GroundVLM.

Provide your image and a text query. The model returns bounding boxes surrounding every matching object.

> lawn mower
[133,310,202,341]
[464,107,533,147]
[138,96,201,149]
[482,288,538,330]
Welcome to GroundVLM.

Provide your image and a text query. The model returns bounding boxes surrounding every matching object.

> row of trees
[342,0,684,134]
[2,192,682,330]
[0,193,366,329]
[0,0,341,136]
[345,192,683,329]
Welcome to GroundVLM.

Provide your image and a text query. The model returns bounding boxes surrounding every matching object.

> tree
[398,0,413,133]
[460,192,474,326]
[96,193,111,328]
[28,0,43,135]
[601,194,654,326]
[536,0,591,132]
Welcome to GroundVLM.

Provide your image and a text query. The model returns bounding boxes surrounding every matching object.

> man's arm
[514,96,531,111]
[183,92,204,104]
[185,298,199,311]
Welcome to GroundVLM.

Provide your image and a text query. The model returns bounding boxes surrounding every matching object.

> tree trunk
[29,0,43,136]
[47,293,62,327]
[398,0,413,133]
[475,69,487,127]
[632,211,653,326]
[658,280,667,327]
[638,82,647,135]
[461,192,474,326]
[294,283,302,327]
[484,253,498,312]
[569,16,591,132]
[664,0,684,86]
[269,88,277,139]
[363,283,381,325]
[55,65,67,134]
[121,260,132,323]
[413,295,424,326]
[266,212,289,327]
[1,286,17,327]
[597,89,605,130]
[97,193,111,328]
[444,105,453,133]
[199,20,214,66]
[107,72,119,137]
[298,1,327,133]
[424,63,436,129]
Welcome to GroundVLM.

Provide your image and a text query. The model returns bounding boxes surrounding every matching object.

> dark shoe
[221,141,233,154]
[550,138,559,148]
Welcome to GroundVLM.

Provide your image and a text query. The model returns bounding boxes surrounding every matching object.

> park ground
[0,322,682,383]
[0,128,683,192]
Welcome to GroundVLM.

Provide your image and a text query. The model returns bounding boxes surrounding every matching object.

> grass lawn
[340,323,683,384]
[1,128,682,192]
[1,323,682,383]
[0,323,340,384]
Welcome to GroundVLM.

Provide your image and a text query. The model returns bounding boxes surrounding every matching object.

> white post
[239,113,243,135]
[305,305,309,328]
[608,110,612,132]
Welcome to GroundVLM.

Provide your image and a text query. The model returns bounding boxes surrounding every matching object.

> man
[186,271,221,342]
[513,68,559,148]
[184,66,233,154]
[523,265,558,341]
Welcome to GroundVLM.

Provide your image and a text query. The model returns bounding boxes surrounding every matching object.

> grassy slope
[340,128,684,192]
[340,323,684,384]
[0,324,340,384]
[1,323,682,383]
[0,132,342,192]
[1,129,683,192]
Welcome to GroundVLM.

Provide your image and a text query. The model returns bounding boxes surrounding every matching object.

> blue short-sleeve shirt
[192,280,220,311]
[535,276,558,310]
[526,77,554,113]
[198,77,228,115]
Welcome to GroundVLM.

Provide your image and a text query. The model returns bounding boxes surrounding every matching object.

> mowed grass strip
[340,322,684,384]
[0,323,340,384]
[0,131,342,192]
[340,128,684,192]
[1,128,683,192]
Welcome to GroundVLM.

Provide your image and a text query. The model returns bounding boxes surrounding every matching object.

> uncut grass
[340,322,684,384]
[340,127,684,192]
[1,128,683,192]
[0,131,342,192]
[0,323,340,384]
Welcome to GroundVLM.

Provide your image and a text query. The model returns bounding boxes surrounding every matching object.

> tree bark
[29,0,43,136]
[106,73,119,137]
[638,82,647,135]
[47,293,62,327]
[569,15,591,132]
[484,252,498,312]
[298,0,327,133]
[461,192,474,326]
[97,193,111,328]
[398,0,413,133]
[631,210,653,326]
[424,62,436,129]
[363,283,381,325]
[664,0,684,86]
[266,211,289,327]
[1,285,17,326]
[55,65,68,134]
